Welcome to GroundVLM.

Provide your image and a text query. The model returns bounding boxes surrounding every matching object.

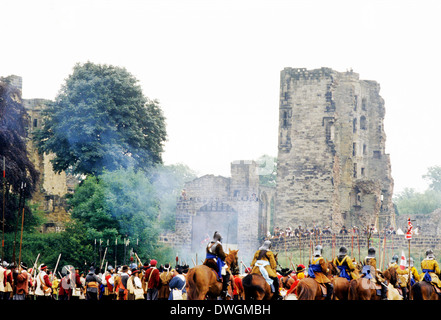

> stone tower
[275,67,394,232]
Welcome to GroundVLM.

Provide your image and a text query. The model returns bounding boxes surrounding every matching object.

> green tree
[393,188,441,215]
[0,78,39,233]
[423,166,441,192]
[69,168,165,259]
[34,62,167,176]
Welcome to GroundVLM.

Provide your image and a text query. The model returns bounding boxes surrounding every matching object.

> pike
[100,247,108,271]
[52,253,62,281]
[1,156,5,263]
[134,252,143,266]
[12,182,25,264]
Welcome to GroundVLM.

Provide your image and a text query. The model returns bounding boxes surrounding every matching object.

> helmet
[107,265,114,272]
[391,255,399,263]
[313,245,323,257]
[338,246,347,258]
[367,247,376,258]
[213,231,222,242]
[426,249,435,259]
[259,240,272,251]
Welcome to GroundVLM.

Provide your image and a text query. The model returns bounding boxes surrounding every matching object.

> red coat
[144,268,160,289]
[232,276,243,295]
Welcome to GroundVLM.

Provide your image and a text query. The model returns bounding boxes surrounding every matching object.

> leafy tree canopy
[34,62,167,176]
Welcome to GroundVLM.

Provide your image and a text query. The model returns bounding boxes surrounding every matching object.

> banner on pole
[406,218,413,240]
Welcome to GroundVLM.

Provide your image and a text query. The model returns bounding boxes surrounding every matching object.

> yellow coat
[333,255,359,280]
[388,262,409,288]
[309,257,331,284]
[419,259,441,287]
[250,250,278,278]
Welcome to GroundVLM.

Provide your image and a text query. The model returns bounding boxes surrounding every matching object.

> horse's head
[383,266,398,286]
[226,249,239,272]
[326,260,339,276]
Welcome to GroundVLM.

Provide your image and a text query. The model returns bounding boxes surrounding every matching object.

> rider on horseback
[388,254,411,300]
[419,249,441,294]
[361,247,388,300]
[203,231,230,298]
[250,240,282,300]
[308,245,333,300]
[332,246,359,280]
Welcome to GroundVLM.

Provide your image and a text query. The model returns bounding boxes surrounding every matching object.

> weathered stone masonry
[275,67,395,232]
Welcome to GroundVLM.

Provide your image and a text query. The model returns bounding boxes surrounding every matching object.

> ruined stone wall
[24,98,74,230]
[275,68,394,233]
[160,161,273,264]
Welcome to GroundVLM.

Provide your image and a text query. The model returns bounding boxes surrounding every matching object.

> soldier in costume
[85,266,102,300]
[361,247,388,299]
[388,255,410,300]
[250,240,282,300]
[419,249,441,291]
[332,246,359,280]
[407,257,419,287]
[158,263,173,300]
[117,265,130,300]
[12,263,29,300]
[0,261,7,300]
[103,265,116,300]
[35,264,52,300]
[144,259,160,300]
[203,231,230,298]
[308,245,333,300]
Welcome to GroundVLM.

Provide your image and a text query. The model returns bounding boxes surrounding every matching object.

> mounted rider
[308,245,333,300]
[419,249,441,291]
[361,247,388,300]
[332,246,359,280]
[407,257,419,287]
[388,254,410,299]
[203,231,230,298]
[250,240,282,300]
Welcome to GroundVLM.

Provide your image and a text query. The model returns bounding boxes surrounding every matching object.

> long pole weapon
[100,247,108,271]
[18,199,26,267]
[1,156,5,263]
[52,253,62,281]
[12,182,24,264]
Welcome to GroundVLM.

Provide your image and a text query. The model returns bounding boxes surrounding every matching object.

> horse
[295,261,334,300]
[327,260,351,300]
[410,281,441,300]
[242,273,275,300]
[241,253,280,300]
[186,249,239,300]
[381,266,403,300]
[348,263,386,300]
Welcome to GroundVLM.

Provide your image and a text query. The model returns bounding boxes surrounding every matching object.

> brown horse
[186,250,239,300]
[348,263,385,300]
[242,273,275,300]
[241,253,280,300]
[410,281,441,300]
[328,261,351,300]
[296,261,334,300]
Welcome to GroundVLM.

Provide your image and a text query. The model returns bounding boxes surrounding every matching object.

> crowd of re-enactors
[0,257,195,301]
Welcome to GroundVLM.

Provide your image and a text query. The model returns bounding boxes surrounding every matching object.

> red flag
[400,250,406,270]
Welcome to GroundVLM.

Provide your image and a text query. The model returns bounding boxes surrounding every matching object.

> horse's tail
[410,281,423,300]
[348,279,358,300]
[296,279,315,300]
[242,274,264,300]
[186,268,200,300]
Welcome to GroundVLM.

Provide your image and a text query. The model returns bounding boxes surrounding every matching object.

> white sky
[1,0,440,194]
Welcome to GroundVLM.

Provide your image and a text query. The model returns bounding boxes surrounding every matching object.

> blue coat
[168,275,186,300]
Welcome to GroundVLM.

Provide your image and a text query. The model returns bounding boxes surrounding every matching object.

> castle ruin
[275,67,395,232]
